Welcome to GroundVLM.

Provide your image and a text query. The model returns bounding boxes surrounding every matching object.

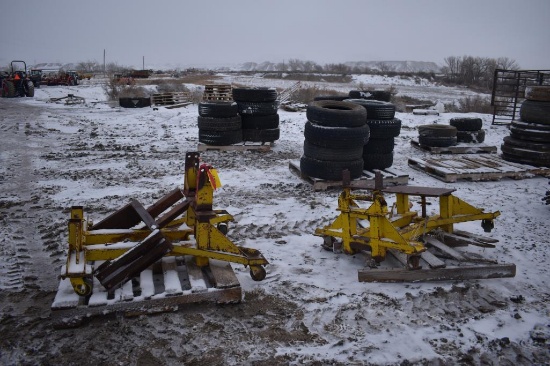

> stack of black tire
[197,101,243,146]
[502,86,550,167]
[232,87,280,143]
[417,125,457,147]
[449,117,485,143]
[344,99,401,170]
[300,100,369,180]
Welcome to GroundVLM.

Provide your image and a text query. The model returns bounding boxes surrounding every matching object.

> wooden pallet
[411,140,498,154]
[289,160,409,191]
[51,256,241,328]
[203,84,232,101]
[408,154,550,182]
[358,230,516,282]
[197,142,272,152]
[151,92,191,106]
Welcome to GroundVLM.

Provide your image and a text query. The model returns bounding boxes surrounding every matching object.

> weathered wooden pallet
[289,160,409,191]
[358,231,516,282]
[204,84,232,93]
[151,92,191,106]
[197,142,272,152]
[408,154,550,182]
[51,256,241,328]
[411,139,498,154]
[202,93,233,101]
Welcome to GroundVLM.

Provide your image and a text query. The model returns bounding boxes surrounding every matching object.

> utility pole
[143,56,144,71]
[103,49,106,76]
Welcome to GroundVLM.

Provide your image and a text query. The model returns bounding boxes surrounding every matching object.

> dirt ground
[0,96,548,366]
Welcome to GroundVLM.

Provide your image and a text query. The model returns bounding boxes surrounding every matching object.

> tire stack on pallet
[197,101,243,146]
[232,87,280,143]
[417,125,457,148]
[345,99,401,170]
[300,100,369,180]
[449,117,485,143]
[501,86,550,167]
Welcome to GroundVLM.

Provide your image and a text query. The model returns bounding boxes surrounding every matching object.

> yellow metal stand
[62,152,268,296]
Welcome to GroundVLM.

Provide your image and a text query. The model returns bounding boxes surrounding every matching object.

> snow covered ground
[0,75,548,365]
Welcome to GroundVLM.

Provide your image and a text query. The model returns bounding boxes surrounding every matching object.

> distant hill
[345,61,441,73]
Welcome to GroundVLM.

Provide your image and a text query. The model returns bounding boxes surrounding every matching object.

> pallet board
[358,233,516,282]
[408,154,550,182]
[198,142,272,152]
[151,92,191,106]
[411,139,498,154]
[289,160,409,191]
[51,256,241,328]
[203,84,232,101]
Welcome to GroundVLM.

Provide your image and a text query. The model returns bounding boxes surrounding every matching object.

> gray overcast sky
[1,0,549,70]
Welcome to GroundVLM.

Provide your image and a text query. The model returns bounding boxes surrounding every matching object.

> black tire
[369,90,392,102]
[303,139,363,161]
[363,152,393,170]
[520,100,550,125]
[313,95,349,101]
[525,86,550,102]
[501,152,550,167]
[511,120,550,132]
[363,138,395,154]
[304,121,370,149]
[241,114,279,129]
[418,136,458,147]
[197,116,242,131]
[198,101,238,117]
[232,87,278,102]
[306,100,367,128]
[199,129,243,146]
[418,124,457,137]
[344,99,396,120]
[366,118,402,138]
[2,80,15,97]
[456,130,486,143]
[510,125,550,142]
[300,155,364,180]
[25,81,35,97]
[503,136,550,151]
[242,128,280,142]
[501,143,550,165]
[237,101,279,116]
[449,117,483,131]
[119,97,151,108]
[348,90,369,99]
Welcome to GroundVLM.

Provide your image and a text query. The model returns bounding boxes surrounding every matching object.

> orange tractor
[1,60,34,98]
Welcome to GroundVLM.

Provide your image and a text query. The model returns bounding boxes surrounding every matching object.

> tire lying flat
[300,155,364,180]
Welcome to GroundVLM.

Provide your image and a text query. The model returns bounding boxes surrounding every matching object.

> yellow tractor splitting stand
[315,173,516,281]
[62,152,268,296]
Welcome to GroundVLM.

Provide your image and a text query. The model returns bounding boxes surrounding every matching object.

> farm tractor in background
[1,60,34,98]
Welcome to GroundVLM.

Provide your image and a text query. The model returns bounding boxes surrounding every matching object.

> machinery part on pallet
[306,100,367,128]
[520,100,550,125]
[242,127,280,142]
[300,155,364,180]
[199,129,243,145]
[314,181,502,273]
[232,87,278,102]
[503,136,550,151]
[304,121,370,149]
[363,137,395,154]
[241,113,279,129]
[59,151,269,296]
[510,123,550,142]
[363,152,393,170]
[456,129,486,143]
[198,101,238,117]
[303,139,363,161]
[525,86,550,102]
[236,101,279,115]
[313,95,349,101]
[366,118,402,138]
[344,99,396,120]
[418,135,458,147]
[197,116,242,131]
[418,124,457,137]
[449,117,483,131]
[501,143,550,167]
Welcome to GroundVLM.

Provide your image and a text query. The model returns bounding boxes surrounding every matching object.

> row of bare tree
[441,56,519,89]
